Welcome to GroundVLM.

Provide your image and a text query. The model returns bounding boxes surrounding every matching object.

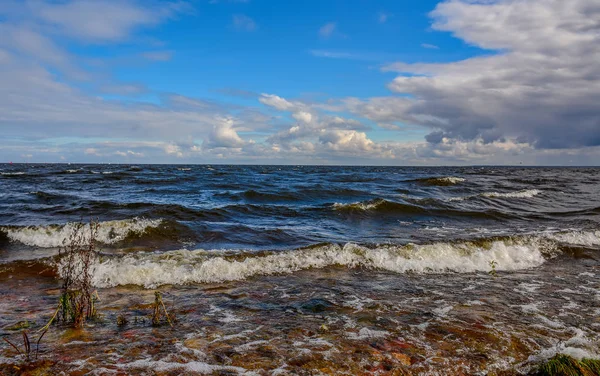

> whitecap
[482,189,541,199]
[90,234,558,288]
[0,218,163,248]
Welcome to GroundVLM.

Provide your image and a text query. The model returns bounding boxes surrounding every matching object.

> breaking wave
[87,230,600,288]
[0,218,164,248]
[482,189,542,199]
[449,189,542,202]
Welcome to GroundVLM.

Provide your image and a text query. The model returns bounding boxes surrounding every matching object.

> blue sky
[1,0,599,165]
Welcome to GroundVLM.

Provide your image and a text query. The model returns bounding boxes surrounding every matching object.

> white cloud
[319,22,337,38]
[164,143,183,157]
[292,111,313,124]
[232,14,257,31]
[421,43,439,49]
[259,94,297,111]
[31,0,189,43]
[205,118,246,148]
[319,130,375,152]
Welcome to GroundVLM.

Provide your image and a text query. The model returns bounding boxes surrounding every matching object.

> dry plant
[151,292,174,327]
[2,330,45,360]
[43,220,100,329]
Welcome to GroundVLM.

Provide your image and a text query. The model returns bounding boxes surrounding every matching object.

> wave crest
[86,231,598,288]
[0,218,164,248]
[482,189,541,199]
[414,176,466,186]
[333,199,424,213]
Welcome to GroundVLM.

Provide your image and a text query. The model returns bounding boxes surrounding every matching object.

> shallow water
[0,165,599,374]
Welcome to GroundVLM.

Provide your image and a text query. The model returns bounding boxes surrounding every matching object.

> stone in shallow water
[299,298,335,313]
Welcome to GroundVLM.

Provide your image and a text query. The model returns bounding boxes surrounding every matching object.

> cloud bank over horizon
[1,0,599,165]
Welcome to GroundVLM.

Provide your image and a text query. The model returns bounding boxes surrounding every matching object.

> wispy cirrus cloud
[378,12,392,24]
[319,22,337,38]
[141,51,173,61]
[232,14,257,31]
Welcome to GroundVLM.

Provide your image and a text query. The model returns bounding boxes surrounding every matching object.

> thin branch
[2,337,23,356]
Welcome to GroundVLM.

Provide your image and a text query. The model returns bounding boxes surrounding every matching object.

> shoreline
[1,264,598,375]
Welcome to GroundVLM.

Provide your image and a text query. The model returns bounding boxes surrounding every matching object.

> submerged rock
[299,298,335,314]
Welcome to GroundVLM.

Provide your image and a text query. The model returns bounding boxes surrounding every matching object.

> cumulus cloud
[378,0,600,149]
[292,111,313,124]
[205,118,246,148]
[319,130,375,152]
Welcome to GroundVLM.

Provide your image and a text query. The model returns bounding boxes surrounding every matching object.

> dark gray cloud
[377,0,600,149]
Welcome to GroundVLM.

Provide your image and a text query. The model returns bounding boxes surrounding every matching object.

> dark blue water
[1,165,599,252]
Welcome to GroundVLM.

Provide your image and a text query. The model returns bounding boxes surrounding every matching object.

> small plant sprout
[117,314,128,327]
[489,259,498,277]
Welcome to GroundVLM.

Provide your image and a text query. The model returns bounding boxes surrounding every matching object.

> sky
[1,0,599,165]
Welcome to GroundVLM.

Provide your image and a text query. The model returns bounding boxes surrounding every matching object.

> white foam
[1,218,163,248]
[527,328,600,362]
[346,327,389,340]
[0,172,24,176]
[578,272,595,278]
[333,200,384,211]
[121,359,251,375]
[435,176,465,184]
[91,235,552,288]
[433,305,454,316]
[448,189,542,201]
[482,189,541,199]
[548,230,600,247]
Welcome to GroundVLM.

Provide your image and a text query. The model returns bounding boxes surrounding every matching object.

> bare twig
[2,337,23,356]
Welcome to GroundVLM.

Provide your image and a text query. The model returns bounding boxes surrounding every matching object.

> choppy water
[0,164,599,374]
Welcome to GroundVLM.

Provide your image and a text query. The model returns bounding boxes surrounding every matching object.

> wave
[448,189,542,202]
[333,199,425,214]
[0,218,164,248]
[413,176,466,186]
[548,230,600,247]
[331,198,509,219]
[86,230,600,288]
[0,172,25,176]
[482,189,541,199]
